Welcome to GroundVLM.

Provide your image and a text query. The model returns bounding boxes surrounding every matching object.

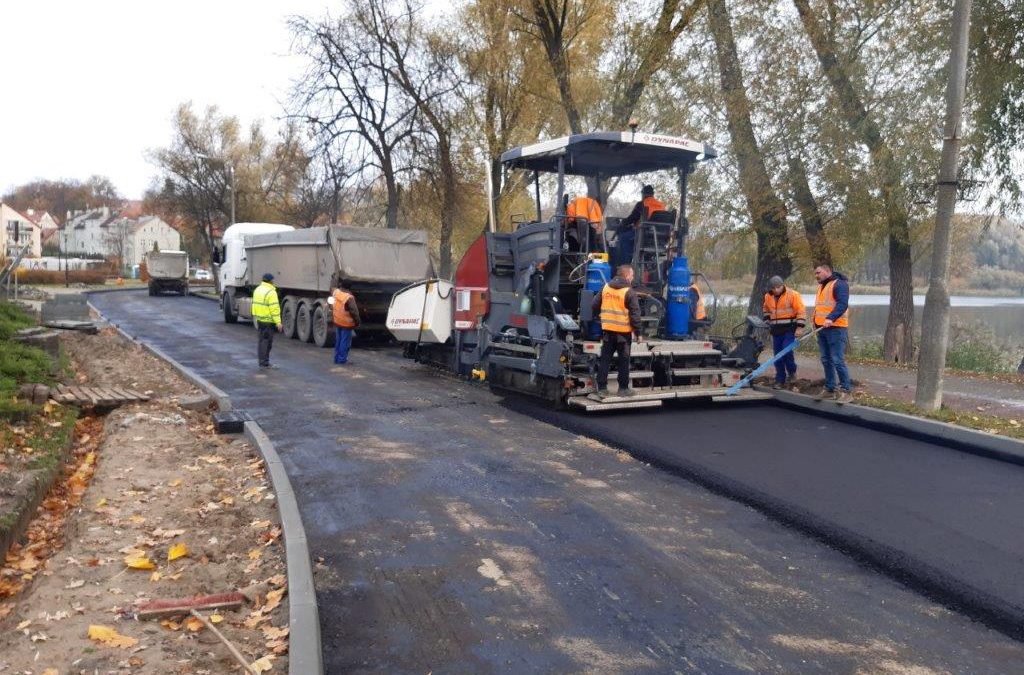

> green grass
[0,301,59,421]
[854,392,1024,440]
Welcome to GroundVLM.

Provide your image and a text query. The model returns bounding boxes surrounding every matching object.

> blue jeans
[334,327,353,364]
[817,327,851,392]
[772,331,798,383]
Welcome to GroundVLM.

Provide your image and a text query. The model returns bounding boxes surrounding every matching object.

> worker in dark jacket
[616,185,666,266]
[812,264,852,402]
[590,264,642,399]
[762,275,806,389]
[328,276,361,365]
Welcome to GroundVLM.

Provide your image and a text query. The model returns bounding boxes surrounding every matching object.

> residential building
[24,208,60,249]
[1,202,42,258]
[63,207,180,268]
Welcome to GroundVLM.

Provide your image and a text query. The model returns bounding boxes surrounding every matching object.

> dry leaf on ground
[87,624,138,649]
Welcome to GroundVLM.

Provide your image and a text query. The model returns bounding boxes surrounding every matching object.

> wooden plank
[124,389,150,401]
[108,387,131,401]
[66,386,85,403]
[94,387,114,405]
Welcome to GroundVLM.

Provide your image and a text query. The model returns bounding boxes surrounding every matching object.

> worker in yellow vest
[252,273,282,369]
[589,264,642,400]
[812,264,852,402]
[327,277,360,365]
[762,275,806,389]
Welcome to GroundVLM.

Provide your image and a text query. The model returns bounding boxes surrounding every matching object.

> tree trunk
[530,0,584,134]
[382,157,400,229]
[792,0,914,362]
[707,0,792,315]
[438,141,457,278]
[787,152,833,267]
[916,0,973,409]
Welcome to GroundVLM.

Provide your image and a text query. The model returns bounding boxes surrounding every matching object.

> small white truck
[145,250,189,296]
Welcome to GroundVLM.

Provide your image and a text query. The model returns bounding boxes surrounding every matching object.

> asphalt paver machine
[387,131,768,411]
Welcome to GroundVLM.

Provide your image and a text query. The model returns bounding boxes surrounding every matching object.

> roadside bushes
[13,269,109,285]
[945,320,1017,373]
[968,266,1024,293]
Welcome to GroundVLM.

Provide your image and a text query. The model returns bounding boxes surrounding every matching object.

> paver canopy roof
[500,131,717,177]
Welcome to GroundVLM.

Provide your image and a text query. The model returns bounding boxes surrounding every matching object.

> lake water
[721,294,1024,347]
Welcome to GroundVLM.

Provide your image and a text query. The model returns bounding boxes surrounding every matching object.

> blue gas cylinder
[666,256,692,339]
[585,258,611,339]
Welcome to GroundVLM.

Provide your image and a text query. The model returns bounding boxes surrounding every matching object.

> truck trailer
[386,131,769,411]
[145,250,189,296]
[218,223,433,346]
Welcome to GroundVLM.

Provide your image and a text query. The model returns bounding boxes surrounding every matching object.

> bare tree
[357,0,467,276]
[291,9,421,229]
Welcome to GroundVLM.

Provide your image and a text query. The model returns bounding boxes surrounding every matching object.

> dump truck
[145,250,189,296]
[386,131,769,411]
[218,223,433,346]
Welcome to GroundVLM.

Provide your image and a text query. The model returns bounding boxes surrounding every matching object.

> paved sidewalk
[793,354,1024,419]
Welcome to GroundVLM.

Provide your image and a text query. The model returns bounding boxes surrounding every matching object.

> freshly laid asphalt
[91,291,1024,674]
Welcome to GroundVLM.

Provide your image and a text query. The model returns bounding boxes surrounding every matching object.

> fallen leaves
[87,624,138,649]
[251,655,275,673]
[124,554,156,570]
[167,542,190,561]
[64,579,85,589]
[185,616,204,632]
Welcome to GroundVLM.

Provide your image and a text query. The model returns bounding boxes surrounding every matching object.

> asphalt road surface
[90,291,1024,674]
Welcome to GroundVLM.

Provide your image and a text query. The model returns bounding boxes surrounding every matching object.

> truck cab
[218,223,295,292]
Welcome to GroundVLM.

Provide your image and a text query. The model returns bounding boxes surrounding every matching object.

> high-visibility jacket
[762,287,806,329]
[690,284,706,321]
[566,196,603,226]
[251,281,281,325]
[599,285,632,333]
[331,289,357,328]
[642,196,666,219]
[814,279,849,327]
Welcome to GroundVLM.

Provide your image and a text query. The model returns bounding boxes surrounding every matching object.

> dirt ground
[0,330,289,674]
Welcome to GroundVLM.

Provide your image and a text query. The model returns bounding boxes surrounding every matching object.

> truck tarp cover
[329,226,431,282]
[246,226,432,284]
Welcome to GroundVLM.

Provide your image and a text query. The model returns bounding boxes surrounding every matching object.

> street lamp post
[196,153,236,225]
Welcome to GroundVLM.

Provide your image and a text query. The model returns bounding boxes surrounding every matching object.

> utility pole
[915,0,973,410]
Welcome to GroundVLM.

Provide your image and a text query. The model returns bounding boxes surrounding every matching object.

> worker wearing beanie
[251,273,282,368]
[762,275,806,389]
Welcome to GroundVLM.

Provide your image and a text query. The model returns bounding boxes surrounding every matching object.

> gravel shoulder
[0,329,289,674]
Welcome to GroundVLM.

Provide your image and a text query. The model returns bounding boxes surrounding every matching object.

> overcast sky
[2,0,337,201]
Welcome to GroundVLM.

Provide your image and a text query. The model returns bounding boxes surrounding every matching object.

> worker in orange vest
[565,195,604,252]
[812,264,852,402]
[590,264,642,400]
[327,276,361,365]
[616,185,666,266]
[762,275,806,389]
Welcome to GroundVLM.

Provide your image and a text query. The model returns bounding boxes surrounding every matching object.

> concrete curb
[245,422,323,675]
[762,387,1024,467]
[86,293,323,674]
[188,289,219,302]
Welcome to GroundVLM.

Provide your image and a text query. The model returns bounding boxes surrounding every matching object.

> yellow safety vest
[252,282,281,324]
[600,285,632,333]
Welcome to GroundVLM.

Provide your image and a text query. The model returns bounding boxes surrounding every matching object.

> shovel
[725,324,824,396]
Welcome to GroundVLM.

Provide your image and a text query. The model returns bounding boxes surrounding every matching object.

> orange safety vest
[332,289,356,328]
[642,196,666,219]
[599,285,632,333]
[762,287,806,327]
[814,280,849,328]
[566,196,603,227]
[690,284,706,321]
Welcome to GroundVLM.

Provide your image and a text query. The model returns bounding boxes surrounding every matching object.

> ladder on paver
[1,243,31,298]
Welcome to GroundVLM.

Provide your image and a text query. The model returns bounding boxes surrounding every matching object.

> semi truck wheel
[296,301,314,343]
[280,296,298,339]
[312,303,335,348]
[223,292,238,324]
